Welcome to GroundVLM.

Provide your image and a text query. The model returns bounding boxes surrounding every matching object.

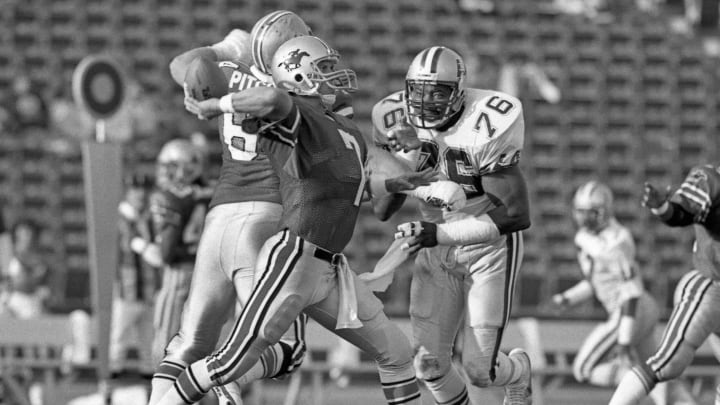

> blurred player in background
[157,34,436,405]
[369,46,532,405]
[138,139,206,366]
[609,164,720,405]
[110,172,159,375]
[151,10,346,405]
[552,181,696,405]
[0,217,50,319]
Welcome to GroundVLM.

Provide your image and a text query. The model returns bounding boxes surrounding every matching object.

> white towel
[334,254,362,329]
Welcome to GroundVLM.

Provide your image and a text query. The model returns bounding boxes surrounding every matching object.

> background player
[110,172,158,375]
[370,46,532,405]
[551,181,696,405]
[140,139,206,365]
[157,34,432,405]
[609,165,720,405]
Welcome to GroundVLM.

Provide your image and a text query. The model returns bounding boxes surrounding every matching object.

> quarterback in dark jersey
[156,36,433,405]
[150,11,347,405]
[609,164,720,405]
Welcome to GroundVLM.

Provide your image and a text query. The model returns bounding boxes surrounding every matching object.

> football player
[156,35,433,405]
[110,172,158,375]
[609,165,720,405]
[136,139,206,366]
[552,181,696,405]
[149,11,316,405]
[369,46,532,405]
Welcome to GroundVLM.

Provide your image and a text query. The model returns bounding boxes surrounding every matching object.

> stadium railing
[1,314,717,405]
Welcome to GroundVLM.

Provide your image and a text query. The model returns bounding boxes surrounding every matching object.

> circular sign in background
[72,55,125,119]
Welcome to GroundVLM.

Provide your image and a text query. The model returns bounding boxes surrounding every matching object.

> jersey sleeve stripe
[677,183,711,219]
[274,106,301,135]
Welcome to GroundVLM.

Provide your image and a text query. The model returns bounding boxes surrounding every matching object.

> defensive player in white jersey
[369,46,532,405]
[552,181,696,405]
[149,11,317,405]
[609,164,720,405]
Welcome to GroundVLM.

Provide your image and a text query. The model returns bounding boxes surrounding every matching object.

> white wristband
[651,201,669,216]
[218,94,234,114]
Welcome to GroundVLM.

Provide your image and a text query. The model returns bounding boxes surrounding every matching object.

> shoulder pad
[371,91,406,144]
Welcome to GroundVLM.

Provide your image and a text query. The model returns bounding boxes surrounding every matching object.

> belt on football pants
[306,242,362,330]
[313,246,338,263]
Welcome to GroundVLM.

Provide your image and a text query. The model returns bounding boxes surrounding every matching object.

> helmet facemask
[572,181,613,233]
[405,80,464,129]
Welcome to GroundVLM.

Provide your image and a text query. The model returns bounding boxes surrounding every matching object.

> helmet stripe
[253,10,292,73]
[418,48,430,71]
[428,47,443,74]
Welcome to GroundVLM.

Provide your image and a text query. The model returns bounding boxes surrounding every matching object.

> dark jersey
[210,62,355,209]
[257,96,367,253]
[669,164,720,280]
[150,186,203,265]
[211,61,281,208]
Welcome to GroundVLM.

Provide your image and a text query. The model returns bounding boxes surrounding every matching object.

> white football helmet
[271,36,358,98]
[250,10,312,75]
[156,139,202,189]
[572,181,613,232]
[405,46,467,129]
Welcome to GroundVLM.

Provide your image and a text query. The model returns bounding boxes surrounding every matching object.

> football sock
[608,364,657,405]
[423,366,469,405]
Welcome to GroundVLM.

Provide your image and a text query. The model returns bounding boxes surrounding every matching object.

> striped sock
[423,367,469,405]
[381,375,423,404]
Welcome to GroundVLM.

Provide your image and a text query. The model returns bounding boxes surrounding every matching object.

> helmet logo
[278,49,310,72]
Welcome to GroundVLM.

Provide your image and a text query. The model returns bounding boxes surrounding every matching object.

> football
[184,56,227,100]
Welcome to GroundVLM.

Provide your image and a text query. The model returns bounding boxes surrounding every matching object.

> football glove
[394,221,438,253]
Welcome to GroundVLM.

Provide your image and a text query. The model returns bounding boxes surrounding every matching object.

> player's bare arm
[184,86,293,121]
[483,164,531,234]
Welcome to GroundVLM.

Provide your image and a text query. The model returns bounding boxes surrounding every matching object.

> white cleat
[503,348,532,405]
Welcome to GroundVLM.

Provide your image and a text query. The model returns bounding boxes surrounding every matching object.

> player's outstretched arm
[184,86,293,121]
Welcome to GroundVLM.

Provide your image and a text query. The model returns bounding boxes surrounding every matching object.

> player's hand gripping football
[183,84,223,120]
[641,182,672,210]
[385,168,440,194]
[387,120,422,152]
[394,221,438,253]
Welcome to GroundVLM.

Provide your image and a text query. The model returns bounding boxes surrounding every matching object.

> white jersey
[372,88,524,223]
[575,218,645,313]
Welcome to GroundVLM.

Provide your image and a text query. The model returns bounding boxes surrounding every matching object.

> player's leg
[149,205,244,405]
[571,317,621,386]
[155,230,320,405]
[226,203,308,384]
[109,296,138,373]
[304,267,421,405]
[408,246,470,404]
[609,270,720,405]
[460,232,530,405]
[152,263,193,364]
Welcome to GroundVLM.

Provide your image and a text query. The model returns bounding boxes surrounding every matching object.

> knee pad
[261,294,304,344]
[414,346,451,381]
